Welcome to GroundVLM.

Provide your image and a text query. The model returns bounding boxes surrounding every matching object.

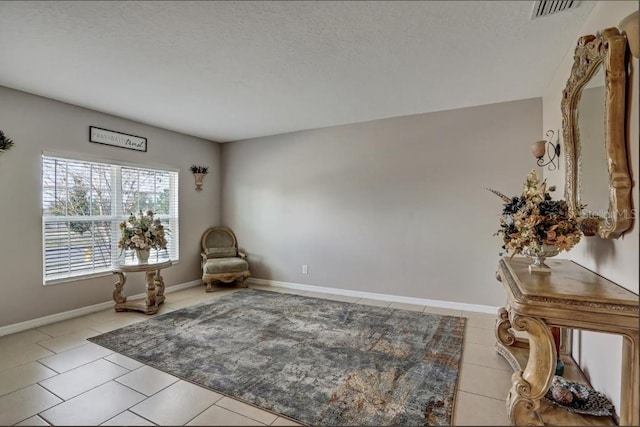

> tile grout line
[113,368,180,399]
[36,351,116,376]
[5,287,485,426]
[13,413,47,426]
[461,360,512,372]
[457,389,509,402]
[34,372,173,426]
[34,329,55,339]
[0,361,60,399]
[28,383,66,426]
[100,408,158,426]
[37,358,135,401]
[35,334,104,355]
[212,400,274,426]
[460,361,513,372]
[177,391,225,426]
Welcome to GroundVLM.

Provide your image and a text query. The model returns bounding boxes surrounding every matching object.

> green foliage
[50,177,95,234]
[156,188,170,215]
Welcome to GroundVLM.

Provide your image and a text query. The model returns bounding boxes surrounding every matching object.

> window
[42,155,179,284]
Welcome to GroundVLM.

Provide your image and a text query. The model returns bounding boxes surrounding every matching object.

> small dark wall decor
[0,130,14,155]
[90,126,147,152]
[190,165,209,191]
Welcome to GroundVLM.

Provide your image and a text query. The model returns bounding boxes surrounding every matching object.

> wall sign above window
[90,126,147,152]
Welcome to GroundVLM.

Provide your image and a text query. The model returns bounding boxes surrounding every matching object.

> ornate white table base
[112,260,172,315]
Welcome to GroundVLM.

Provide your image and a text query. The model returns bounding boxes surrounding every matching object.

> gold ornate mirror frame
[561,27,632,239]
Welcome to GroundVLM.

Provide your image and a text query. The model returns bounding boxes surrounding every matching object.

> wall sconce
[531,130,560,171]
[619,11,639,58]
[190,165,209,191]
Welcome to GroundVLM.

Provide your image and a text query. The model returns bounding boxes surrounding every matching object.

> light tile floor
[0,284,512,426]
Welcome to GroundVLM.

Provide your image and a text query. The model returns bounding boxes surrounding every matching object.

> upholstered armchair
[200,227,250,292]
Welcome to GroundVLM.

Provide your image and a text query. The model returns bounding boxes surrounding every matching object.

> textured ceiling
[0,1,594,142]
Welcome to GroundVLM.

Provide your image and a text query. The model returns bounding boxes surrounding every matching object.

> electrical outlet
[302,264,308,274]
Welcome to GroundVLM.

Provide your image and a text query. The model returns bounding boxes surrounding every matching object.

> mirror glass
[576,66,609,217]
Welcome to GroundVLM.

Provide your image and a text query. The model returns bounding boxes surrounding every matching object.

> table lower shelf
[115,295,165,315]
[496,338,617,426]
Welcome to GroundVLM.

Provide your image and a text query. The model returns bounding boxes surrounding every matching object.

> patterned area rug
[89,289,465,426]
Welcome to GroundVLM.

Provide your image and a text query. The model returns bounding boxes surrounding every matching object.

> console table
[112,260,172,315]
[495,257,638,426]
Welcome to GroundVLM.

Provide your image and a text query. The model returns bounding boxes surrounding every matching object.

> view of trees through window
[42,156,178,283]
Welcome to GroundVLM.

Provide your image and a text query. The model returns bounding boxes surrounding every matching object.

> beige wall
[221,98,542,307]
[0,86,221,327]
[542,0,639,413]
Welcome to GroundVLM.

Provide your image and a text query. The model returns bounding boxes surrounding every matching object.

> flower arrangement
[487,170,582,257]
[118,210,167,251]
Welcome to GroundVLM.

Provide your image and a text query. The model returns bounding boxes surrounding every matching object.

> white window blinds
[42,155,179,284]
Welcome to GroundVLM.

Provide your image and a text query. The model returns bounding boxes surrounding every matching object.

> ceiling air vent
[531,0,580,19]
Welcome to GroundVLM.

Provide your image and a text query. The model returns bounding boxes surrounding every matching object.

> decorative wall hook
[190,165,209,191]
[532,130,560,171]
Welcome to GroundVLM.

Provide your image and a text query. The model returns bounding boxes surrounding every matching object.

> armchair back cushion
[201,227,239,258]
[205,247,237,258]
[204,229,235,249]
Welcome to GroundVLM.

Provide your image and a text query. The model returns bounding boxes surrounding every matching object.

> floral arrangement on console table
[118,210,168,264]
[487,170,583,273]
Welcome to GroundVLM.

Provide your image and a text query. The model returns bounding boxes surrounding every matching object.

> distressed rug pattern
[89,289,465,426]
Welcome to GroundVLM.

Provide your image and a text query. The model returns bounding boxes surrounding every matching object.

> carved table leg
[495,306,523,372]
[496,306,516,347]
[507,312,556,426]
[144,270,158,314]
[155,268,166,306]
[621,332,639,426]
[113,272,127,311]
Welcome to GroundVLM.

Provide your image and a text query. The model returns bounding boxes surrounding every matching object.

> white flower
[118,210,168,253]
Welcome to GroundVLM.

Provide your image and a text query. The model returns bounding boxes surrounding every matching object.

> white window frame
[42,153,179,285]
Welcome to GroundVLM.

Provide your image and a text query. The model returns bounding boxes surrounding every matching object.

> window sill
[44,259,180,286]
[44,270,112,286]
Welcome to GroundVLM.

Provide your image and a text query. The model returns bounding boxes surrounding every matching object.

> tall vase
[135,248,150,264]
[193,173,206,191]
[524,244,559,273]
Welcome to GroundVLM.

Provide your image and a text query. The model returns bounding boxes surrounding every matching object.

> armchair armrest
[238,250,247,260]
[201,252,207,264]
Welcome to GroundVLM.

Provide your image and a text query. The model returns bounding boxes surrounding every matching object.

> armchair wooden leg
[205,279,213,293]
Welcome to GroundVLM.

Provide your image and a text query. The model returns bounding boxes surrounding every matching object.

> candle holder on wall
[531,129,560,171]
[190,165,209,191]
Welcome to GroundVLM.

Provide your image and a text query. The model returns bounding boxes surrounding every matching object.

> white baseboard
[0,280,202,337]
[247,278,499,314]
[1,277,497,337]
